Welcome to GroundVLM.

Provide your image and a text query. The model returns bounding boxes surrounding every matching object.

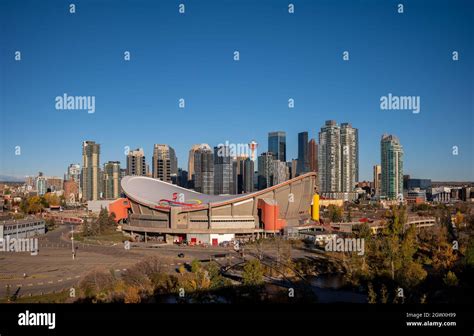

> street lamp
[70,225,75,260]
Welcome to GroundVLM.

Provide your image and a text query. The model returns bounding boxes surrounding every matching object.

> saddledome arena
[119,172,318,245]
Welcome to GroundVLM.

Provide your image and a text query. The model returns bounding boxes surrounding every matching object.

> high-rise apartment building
[373,164,382,196]
[268,131,286,162]
[318,121,341,193]
[152,144,176,183]
[318,121,359,194]
[340,123,359,192]
[36,172,47,196]
[103,161,121,199]
[81,141,100,201]
[381,134,404,200]
[126,148,147,176]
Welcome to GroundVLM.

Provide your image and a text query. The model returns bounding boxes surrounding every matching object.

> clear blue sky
[1,0,473,181]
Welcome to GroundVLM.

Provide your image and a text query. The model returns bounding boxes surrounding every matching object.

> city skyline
[1,125,473,184]
[1,0,473,181]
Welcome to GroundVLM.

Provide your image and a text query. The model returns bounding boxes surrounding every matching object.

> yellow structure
[311,194,320,221]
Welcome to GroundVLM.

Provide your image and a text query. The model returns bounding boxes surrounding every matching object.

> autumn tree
[242,259,264,286]
[43,193,60,206]
[26,196,43,214]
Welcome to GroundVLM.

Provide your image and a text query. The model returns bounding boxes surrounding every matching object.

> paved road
[0,226,244,298]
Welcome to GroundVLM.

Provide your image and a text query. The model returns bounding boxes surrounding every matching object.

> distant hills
[0,175,25,183]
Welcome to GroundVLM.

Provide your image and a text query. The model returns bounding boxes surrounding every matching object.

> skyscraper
[82,140,100,201]
[214,145,234,195]
[290,159,298,179]
[152,144,177,183]
[272,160,290,185]
[381,134,404,199]
[126,148,147,176]
[373,164,382,196]
[268,131,286,162]
[258,152,274,190]
[318,121,341,193]
[169,146,178,177]
[188,144,203,182]
[308,138,318,173]
[340,123,359,192]
[242,158,254,193]
[297,131,309,176]
[233,155,249,194]
[103,161,121,199]
[194,144,214,194]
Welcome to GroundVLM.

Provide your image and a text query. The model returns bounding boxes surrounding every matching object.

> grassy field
[73,230,126,244]
[1,290,72,303]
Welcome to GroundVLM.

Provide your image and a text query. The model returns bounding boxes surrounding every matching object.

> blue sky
[1,0,473,181]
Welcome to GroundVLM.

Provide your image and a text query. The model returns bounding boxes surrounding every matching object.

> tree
[82,219,95,237]
[345,208,352,222]
[206,262,227,289]
[465,238,474,268]
[45,218,57,232]
[191,259,201,274]
[397,261,427,288]
[152,273,179,295]
[454,211,464,227]
[95,207,116,235]
[328,205,343,223]
[443,271,459,287]
[357,222,372,240]
[26,196,43,214]
[242,259,264,286]
[432,242,457,272]
[124,286,141,303]
[367,283,377,303]
[380,284,388,303]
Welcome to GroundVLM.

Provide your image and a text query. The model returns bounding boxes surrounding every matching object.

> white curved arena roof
[121,175,242,207]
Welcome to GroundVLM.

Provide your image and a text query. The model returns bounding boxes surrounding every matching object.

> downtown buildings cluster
[18,120,413,205]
